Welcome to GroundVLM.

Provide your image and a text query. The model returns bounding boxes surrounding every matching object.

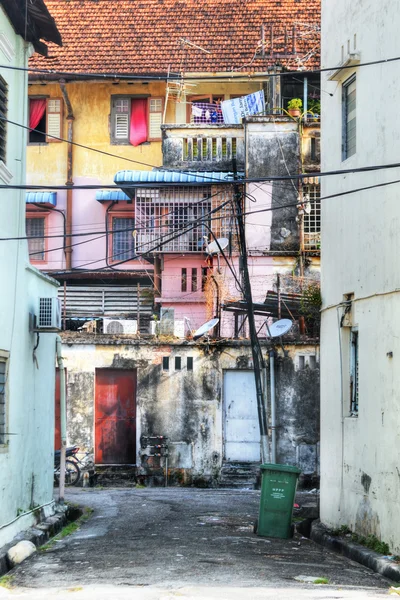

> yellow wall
[27,79,261,185]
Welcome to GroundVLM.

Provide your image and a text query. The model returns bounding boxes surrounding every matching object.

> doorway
[223,370,260,462]
[95,369,137,464]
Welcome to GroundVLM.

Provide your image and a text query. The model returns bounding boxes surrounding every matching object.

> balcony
[162,124,245,171]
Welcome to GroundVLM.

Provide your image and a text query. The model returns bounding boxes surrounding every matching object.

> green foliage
[300,282,322,327]
[40,508,93,552]
[331,524,351,536]
[308,99,321,114]
[288,98,303,110]
[352,533,390,555]
[0,575,14,589]
[314,578,329,584]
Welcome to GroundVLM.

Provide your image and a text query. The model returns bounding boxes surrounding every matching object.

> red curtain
[129,98,147,146]
[29,98,46,131]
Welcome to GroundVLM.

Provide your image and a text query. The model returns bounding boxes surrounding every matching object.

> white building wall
[0,6,58,547]
[321,0,400,551]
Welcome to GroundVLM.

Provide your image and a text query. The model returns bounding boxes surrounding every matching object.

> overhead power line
[1,53,400,80]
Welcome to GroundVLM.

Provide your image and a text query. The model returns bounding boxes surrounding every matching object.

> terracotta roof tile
[30,0,320,77]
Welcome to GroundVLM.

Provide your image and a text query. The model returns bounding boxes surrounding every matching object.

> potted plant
[308,99,321,120]
[287,98,302,118]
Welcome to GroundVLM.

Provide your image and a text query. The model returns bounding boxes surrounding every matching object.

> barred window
[0,358,7,445]
[112,217,135,262]
[303,184,321,251]
[0,77,8,163]
[343,75,356,160]
[26,217,45,260]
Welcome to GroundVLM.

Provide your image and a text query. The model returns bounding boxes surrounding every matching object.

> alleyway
[2,488,391,599]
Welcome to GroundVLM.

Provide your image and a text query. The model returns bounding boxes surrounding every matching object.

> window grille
[0,359,6,445]
[26,217,45,260]
[112,217,135,261]
[0,77,7,163]
[135,186,235,253]
[350,329,359,413]
[303,184,320,251]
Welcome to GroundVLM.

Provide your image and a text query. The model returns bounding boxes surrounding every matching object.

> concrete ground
[1,488,393,600]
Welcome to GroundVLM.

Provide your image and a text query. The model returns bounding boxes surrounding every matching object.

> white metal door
[224,370,260,462]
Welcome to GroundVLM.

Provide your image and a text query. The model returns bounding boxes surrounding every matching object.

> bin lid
[260,463,301,474]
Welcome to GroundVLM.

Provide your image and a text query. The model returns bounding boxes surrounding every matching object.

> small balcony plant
[287,98,302,118]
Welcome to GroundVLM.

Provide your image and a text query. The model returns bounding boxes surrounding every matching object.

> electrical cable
[3,52,400,80]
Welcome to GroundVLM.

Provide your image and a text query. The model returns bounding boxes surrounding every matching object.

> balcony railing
[162,124,245,171]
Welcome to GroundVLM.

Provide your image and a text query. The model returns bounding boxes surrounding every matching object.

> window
[342,76,356,160]
[111,217,135,262]
[202,267,208,291]
[0,77,8,163]
[29,97,63,144]
[162,356,169,371]
[303,184,321,250]
[111,96,163,145]
[26,217,45,261]
[181,268,187,292]
[187,357,193,371]
[350,329,359,413]
[187,95,224,124]
[0,354,8,445]
[191,268,198,292]
[175,356,181,371]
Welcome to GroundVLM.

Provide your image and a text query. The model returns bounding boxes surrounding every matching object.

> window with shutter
[26,217,46,261]
[148,98,163,141]
[46,98,63,142]
[111,96,164,144]
[0,77,7,163]
[0,355,8,446]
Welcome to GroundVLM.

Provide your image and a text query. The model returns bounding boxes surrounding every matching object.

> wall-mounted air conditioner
[103,318,138,334]
[38,297,61,331]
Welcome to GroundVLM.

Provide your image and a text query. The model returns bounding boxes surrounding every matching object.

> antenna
[193,318,219,341]
[206,238,229,272]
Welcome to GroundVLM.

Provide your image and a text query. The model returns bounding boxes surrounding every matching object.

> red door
[95,369,137,464]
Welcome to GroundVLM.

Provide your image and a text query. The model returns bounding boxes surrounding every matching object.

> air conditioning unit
[103,318,137,334]
[38,297,61,331]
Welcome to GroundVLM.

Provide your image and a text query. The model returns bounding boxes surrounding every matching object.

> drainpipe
[56,337,67,502]
[59,80,74,270]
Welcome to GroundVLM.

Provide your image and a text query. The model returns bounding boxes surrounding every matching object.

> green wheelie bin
[256,463,301,539]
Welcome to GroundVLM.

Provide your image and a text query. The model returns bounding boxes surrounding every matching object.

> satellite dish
[193,317,219,340]
[206,238,229,255]
[266,319,293,338]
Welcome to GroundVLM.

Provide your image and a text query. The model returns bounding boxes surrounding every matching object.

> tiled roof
[29,0,320,77]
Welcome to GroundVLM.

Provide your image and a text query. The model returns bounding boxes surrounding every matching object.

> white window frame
[0,350,10,448]
[350,328,359,414]
[342,75,356,160]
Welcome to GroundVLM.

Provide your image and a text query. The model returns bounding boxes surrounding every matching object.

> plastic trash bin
[256,463,301,539]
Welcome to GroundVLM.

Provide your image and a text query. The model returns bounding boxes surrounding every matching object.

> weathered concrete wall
[245,118,300,252]
[321,0,400,555]
[61,336,319,486]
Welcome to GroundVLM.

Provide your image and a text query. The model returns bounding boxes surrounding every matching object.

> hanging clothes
[130,98,148,146]
[29,98,46,130]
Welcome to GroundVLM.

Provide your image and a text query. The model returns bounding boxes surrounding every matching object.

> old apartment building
[26,0,321,487]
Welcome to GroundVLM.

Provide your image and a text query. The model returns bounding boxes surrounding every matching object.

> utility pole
[232,162,269,464]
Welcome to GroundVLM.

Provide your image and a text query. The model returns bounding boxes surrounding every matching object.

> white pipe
[0,500,55,531]
[270,349,276,463]
[56,337,66,502]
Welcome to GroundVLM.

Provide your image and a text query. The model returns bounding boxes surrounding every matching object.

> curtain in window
[29,99,46,131]
[129,98,147,146]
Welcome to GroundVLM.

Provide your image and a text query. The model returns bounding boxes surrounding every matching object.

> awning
[26,191,57,206]
[95,190,131,203]
[114,170,242,198]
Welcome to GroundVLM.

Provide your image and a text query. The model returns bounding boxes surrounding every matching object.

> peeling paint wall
[61,336,319,486]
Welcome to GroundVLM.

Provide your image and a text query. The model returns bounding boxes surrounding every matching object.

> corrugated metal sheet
[26,191,57,206]
[114,170,241,192]
[58,285,153,317]
[96,190,131,203]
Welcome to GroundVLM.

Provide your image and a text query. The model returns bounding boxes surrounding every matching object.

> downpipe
[56,337,67,502]
[269,349,276,464]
